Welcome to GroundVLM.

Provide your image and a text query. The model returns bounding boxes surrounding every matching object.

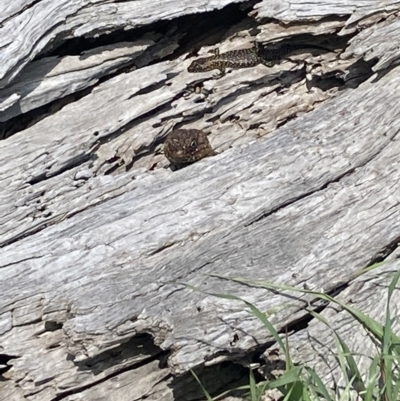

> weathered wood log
[2,1,400,400]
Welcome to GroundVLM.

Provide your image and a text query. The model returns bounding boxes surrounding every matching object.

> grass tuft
[183,266,400,401]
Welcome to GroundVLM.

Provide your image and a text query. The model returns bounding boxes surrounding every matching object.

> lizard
[187,42,331,77]
[163,129,217,170]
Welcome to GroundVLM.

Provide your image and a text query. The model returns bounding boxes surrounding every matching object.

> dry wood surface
[1,1,400,400]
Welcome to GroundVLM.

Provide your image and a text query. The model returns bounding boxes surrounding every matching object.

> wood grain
[2,1,400,400]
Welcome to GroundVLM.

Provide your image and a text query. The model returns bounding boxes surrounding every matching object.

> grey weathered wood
[343,18,400,71]
[2,64,400,397]
[2,1,400,400]
[0,0,245,89]
[0,55,337,246]
[0,40,153,122]
[254,0,400,27]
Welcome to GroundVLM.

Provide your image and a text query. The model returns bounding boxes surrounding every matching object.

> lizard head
[187,57,213,72]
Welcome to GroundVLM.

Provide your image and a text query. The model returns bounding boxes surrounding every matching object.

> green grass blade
[190,289,291,364]
[391,372,400,401]
[303,366,334,401]
[386,267,400,301]
[382,269,400,401]
[215,370,304,401]
[267,366,303,389]
[338,375,356,401]
[283,380,304,401]
[336,333,366,396]
[190,369,214,401]
[302,383,312,401]
[284,328,292,371]
[380,269,400,400]
[333,334,354,396]
[282,384,295,401]
[364,356,380,401]
[268,367,306,401]
[256,381,269,401]
[245,300,289,361]
[307,308,366,396]
[249,368,258,401]
[212,275,400,347]
[382,268,400,352]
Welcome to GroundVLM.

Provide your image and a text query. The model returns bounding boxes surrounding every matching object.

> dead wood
[1,1,400,400]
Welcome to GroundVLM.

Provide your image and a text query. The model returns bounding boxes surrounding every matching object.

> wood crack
[27,154,95,185]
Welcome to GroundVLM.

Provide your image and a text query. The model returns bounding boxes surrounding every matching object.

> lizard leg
[254,41,263,52]
[217,66,226,77]
[261,59,275,68]
[209,48,220,56]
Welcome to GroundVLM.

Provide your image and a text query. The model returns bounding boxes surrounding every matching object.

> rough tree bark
[1,1,400,400]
